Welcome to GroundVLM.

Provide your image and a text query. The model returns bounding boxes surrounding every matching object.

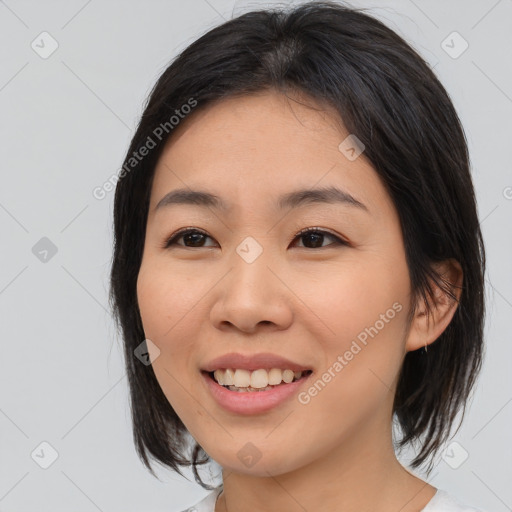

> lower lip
[201,371,312,415]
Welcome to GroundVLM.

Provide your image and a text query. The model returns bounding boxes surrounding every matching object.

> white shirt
[178,486,487,512]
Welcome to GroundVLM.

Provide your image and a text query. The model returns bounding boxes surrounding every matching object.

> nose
[209,247,293,334]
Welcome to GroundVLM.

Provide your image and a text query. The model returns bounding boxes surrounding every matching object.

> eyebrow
[154,185,369,213]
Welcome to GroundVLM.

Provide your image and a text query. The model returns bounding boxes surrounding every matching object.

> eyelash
[161,226,348,250]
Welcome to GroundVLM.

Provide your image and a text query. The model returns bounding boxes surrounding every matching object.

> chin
[209,445,309,477]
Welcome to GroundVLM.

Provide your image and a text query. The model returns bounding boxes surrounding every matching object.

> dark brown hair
[109,0,486,489]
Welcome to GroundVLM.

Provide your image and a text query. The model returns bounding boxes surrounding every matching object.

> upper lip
[202,352,313,372]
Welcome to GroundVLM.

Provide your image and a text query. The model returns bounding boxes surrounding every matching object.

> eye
[162,227,348,249]
[291,227,348,249]
[162,228,216,249]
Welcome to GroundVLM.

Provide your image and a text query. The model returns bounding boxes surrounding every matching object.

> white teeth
[282,369,294,383]
[215,368,235,386]
[213,369,223,385]
[224,368,235,386]
[212,368,308,388]
[233,369,251,387]
[268,368,283,385]
[250,369,269,388]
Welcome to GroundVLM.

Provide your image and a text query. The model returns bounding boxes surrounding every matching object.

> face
[136,89,418,476]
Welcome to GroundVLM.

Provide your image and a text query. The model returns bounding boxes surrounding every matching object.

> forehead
[148,90,394,219]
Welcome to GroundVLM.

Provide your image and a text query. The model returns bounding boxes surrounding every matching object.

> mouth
[201,367,314,415]
[203,368,314,393]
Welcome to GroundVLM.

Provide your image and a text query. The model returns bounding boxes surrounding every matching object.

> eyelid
[292,226,347,244]
[162,226,349,249]
[161,226,212,249]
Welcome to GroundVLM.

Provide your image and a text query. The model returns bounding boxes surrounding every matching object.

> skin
[136,89,463,512]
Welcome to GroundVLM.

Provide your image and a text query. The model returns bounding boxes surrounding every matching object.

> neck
[215,414,436,512]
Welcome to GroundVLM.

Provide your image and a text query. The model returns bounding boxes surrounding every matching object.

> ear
[405,258,463,353]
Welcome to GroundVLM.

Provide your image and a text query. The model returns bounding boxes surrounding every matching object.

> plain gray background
[0,0,511,511]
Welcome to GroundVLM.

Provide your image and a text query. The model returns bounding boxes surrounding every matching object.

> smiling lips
[202,351,313,392]
[212,368,310,391]
[200,352,314,413]
[202,369,313,414]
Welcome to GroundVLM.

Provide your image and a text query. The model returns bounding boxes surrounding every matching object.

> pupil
[304,232,322,248]
[185,232,204,247]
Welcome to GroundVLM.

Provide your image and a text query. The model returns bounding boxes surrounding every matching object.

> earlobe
[405,258,463,353]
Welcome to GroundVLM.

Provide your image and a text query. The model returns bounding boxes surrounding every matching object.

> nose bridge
[229,234,276,300]
[235,234,267,266]
[210,236,292,332]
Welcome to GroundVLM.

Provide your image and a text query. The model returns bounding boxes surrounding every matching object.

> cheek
[295,272,407,444]
[296,257,409,408]
[136,268,191,396]
[136,263,203,420]
[136,259,204,343]
[296,256,408,345]
[136,265,169,341]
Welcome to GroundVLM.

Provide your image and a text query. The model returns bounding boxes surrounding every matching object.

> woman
[109,2,487,511]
